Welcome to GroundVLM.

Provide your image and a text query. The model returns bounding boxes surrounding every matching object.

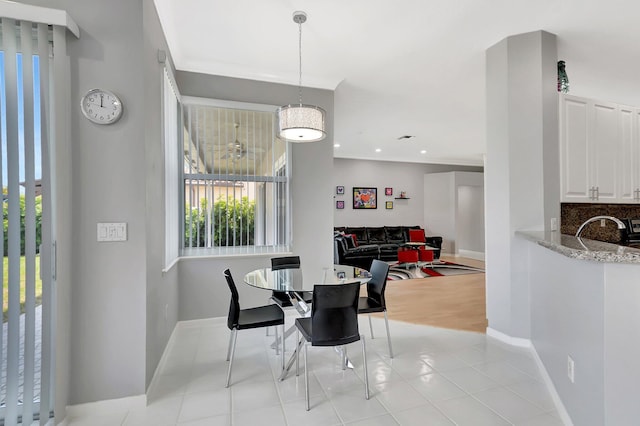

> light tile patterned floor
[67,315,565,425]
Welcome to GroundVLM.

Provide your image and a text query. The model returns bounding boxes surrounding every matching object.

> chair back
[408,229,426,243]
[366,259,390,307]
[271,256,301,270]
[224,269,240,330]
[310,282,361,346]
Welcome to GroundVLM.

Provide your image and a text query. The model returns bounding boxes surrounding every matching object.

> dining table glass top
[243,264,371,292]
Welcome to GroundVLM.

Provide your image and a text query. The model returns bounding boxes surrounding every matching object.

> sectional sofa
[334,226,443,269]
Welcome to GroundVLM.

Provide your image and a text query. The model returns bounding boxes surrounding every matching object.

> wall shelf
[394,197,410,200]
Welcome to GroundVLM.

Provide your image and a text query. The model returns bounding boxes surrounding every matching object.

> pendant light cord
[298,20,303,105]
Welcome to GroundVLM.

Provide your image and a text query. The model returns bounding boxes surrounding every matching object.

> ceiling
[154,0,640,167]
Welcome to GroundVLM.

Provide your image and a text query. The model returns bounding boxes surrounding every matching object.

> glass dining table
[243,264,371,380]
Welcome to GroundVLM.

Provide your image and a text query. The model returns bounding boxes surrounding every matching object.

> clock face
[81,89,123,124]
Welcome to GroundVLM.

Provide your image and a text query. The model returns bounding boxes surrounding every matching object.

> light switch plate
[97,223,127,242]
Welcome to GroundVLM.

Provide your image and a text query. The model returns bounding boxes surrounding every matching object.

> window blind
[0,17,56,426]
[163,67,180,270]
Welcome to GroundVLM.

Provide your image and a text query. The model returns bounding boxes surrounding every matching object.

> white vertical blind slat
[0,19,6,418]
[3,17,22,426]
[38,22,53,424]
[21,19,36,425]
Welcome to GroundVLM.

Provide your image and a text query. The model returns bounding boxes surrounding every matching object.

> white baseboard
[486,327,573,426]
[486,327,532,348]
[529,344,574,426]
[457,249,485,261]
[66,394,146,418]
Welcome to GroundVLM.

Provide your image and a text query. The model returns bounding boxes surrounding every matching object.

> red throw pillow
[345,233,358,247]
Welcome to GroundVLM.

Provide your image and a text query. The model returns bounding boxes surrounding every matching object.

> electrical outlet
[601,219,606,227]
[550,217,558,231]
[567,355,575,383]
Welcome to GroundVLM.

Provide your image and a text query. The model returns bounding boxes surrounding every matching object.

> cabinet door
[560,95,591,202]
[590,101,619,201]
[619,105,637,202]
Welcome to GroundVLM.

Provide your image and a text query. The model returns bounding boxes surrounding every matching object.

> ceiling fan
[217,123,265,161]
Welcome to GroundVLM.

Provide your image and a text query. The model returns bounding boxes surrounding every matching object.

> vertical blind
[163,67,180,270]
[0,18,54,425]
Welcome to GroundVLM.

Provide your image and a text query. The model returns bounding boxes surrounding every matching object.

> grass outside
[2,255,42,322]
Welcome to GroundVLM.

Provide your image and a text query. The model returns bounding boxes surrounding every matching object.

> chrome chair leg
[304,343,310,411]
[226,329,234,361]
[368,314,374,339]
[225,329,238,387]
[296,328,300,376]
[361,335,369,400]
[274,325,280,355]
[342,345,347,370]
[281,323,286,371]
[383,310,394,358]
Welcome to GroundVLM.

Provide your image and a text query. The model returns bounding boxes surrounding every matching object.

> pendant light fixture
[277,11,326,143]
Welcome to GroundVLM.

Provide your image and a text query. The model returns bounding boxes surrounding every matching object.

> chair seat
[271,290,313,307]
[295,316,361,347]
[358,297,384,314]
[236,304,284,330]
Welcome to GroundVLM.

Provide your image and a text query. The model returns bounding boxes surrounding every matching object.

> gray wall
[142,0,180,390]
[16,0,180,409]
[485,30,559,338]
[457,185,485,253]
[424,171,485,254]
[332,158,482,233]
[175,72,335,320]
[529,243,604,426]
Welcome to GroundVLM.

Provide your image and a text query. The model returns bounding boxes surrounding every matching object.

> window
[181,98,290,256]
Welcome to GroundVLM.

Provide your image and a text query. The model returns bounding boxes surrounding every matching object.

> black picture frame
[385,187,393,196]
[336,200,345,209]
[336,186,345,195]
[352,187,377,209]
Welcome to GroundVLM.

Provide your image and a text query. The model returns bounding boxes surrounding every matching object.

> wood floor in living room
[380,255,487,333]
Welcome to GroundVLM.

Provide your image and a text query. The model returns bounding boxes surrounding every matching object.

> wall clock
[80,88,123,124]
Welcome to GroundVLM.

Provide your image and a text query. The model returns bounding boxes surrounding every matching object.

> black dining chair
[358,259,394,358]
[294,282,369,411]
[269,256,313,307]
[224,269,285,387]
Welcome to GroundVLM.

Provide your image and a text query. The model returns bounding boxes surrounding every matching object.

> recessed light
[334,143,340,148]
[375,148,381,153]
[420,150,427,154]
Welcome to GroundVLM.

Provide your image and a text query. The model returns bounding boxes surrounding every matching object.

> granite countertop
[516,231,640,264]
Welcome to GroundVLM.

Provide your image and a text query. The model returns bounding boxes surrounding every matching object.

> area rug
[388,260,484,280]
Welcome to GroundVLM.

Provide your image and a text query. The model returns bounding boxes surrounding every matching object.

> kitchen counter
[515,231,640,264]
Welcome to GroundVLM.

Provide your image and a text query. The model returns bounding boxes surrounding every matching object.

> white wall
[332,158,482,234]
[457,185,485,253]
[485,30,559,338]
[424,171,484,254]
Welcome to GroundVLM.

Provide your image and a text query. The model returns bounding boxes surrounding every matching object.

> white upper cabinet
[560,94,640,203]
[618,106,637,202]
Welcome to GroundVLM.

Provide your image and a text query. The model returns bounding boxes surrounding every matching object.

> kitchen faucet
[575,215,626,238]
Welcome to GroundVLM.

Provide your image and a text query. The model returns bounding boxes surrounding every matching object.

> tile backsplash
[561,203,640,243]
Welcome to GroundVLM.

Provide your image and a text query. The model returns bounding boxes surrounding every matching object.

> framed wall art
[385,187,393,196]
[336,200,345,209]
[336,185,345,195]
[353,187,377,209]
[386,201,393,209]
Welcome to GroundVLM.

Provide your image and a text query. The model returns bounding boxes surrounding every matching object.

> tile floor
[67,315,565,425]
